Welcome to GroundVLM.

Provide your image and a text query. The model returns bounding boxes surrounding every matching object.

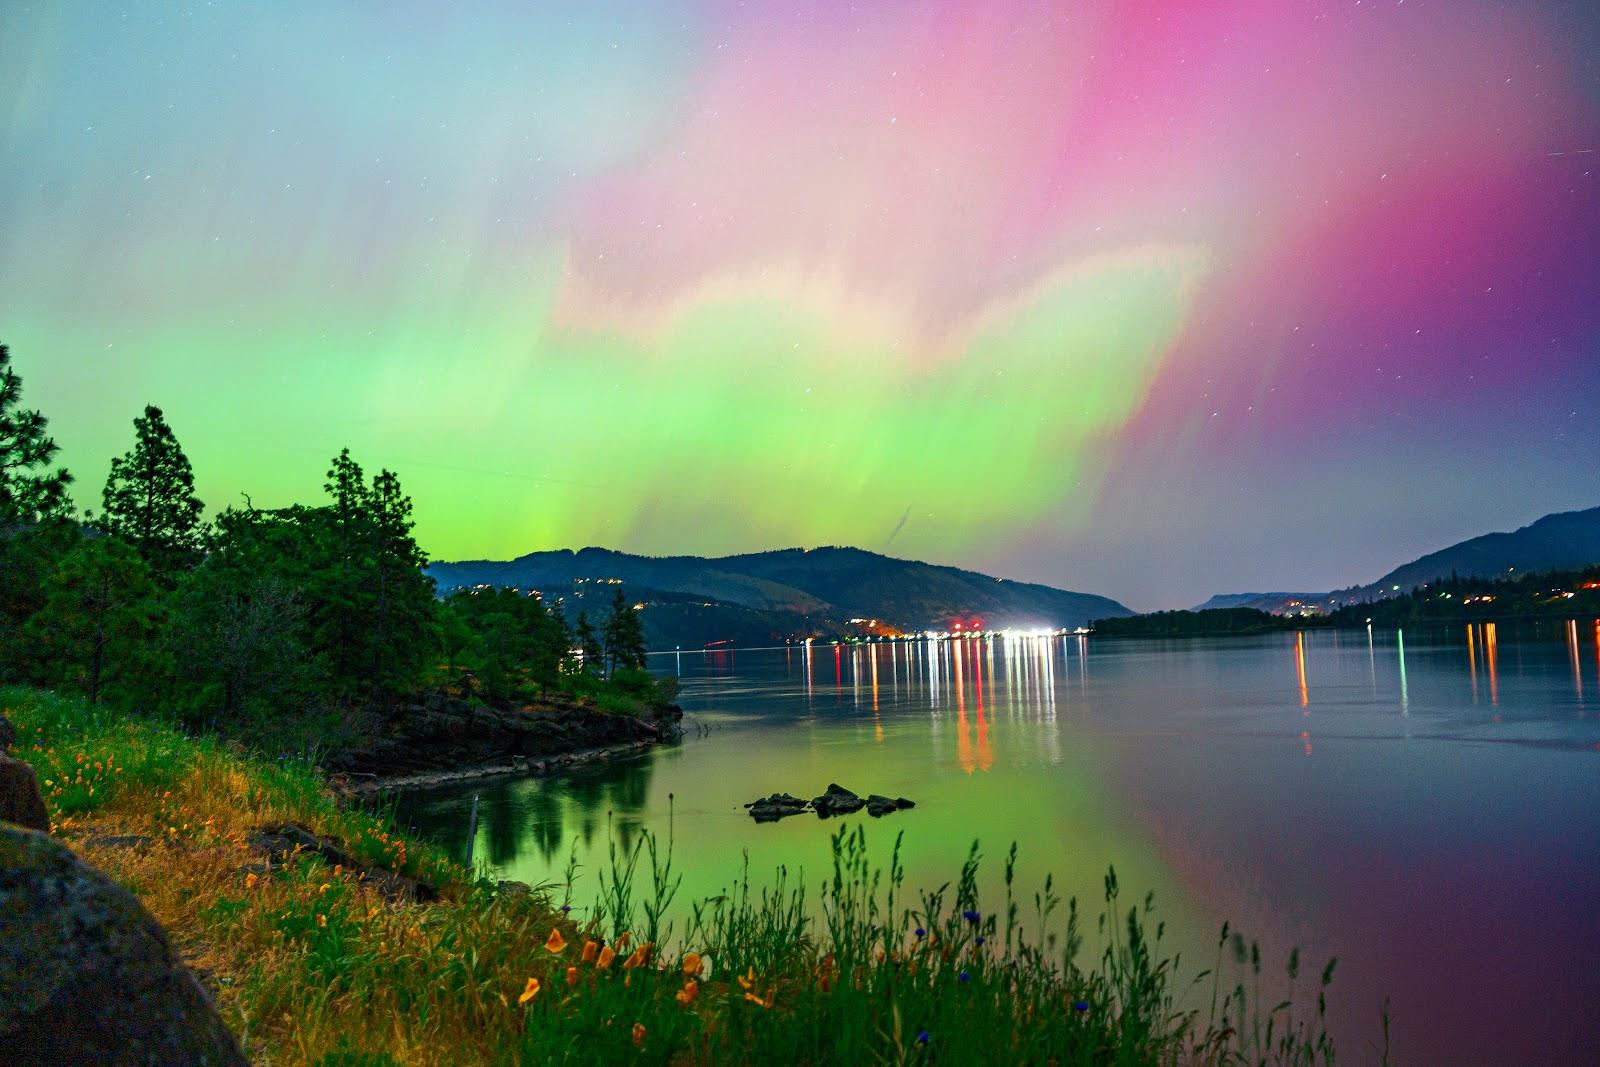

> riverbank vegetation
[0,342,672,760]
[1091,607,1332,639]
[1326,565,1600,628]
[5,683,1356,1065]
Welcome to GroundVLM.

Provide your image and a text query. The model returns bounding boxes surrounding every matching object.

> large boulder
[0,825,248,1066]
[0,755,48,833]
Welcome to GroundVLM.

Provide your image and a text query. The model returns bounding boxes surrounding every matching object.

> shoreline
[332,734,669,796]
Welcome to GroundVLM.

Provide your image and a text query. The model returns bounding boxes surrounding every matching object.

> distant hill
[1191,592,1327,613]
[1199,505,1600,615]
[428,546,1131,648]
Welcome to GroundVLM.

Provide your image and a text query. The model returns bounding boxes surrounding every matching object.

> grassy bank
[4,685,1352,1065]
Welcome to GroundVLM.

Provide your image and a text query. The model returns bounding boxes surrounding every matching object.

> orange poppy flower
[581,940,599,963]
[597,945,616,969]
[631,1023,646,1047]
[565,966,579,987]
[545,928,567,954]
[681,953,702,978]
[675,979,699,1006]
[518,977,541,1005]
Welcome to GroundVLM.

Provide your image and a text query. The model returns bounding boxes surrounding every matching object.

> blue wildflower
[975,935,985,946]
[958,970,971,983]
[1073,1000,1090,1012]
[560,904,572,914]
[962,910,981,924]
[916,1031,929,1046]
[914,927,927,939]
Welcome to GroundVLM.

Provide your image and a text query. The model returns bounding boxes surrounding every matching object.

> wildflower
[565,966,579,987]
[962,910,981,924]
[317,914,327,928]
[319,883,331,895]
[1073,1000,1089,1013]
[631,1023,646,1047]
[743,991,774,1009]
[914,927,927,939]
[623,943,651,969]
[615,932,632,951]
[597,945,617,970]
[581,940,599,963]
[737,966,756,992]
[675,979,699,1006]
[332,865,342,877]
[545,928,567,954]
[245,873,258,890]
[958,970,970,983]
[560,904,572,914]
[916,1031,930,1046]
[682,952,702,977]
[975,936,985,946]
[518,977,541,1005]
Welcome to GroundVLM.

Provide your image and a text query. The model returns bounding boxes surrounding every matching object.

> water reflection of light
[1566,619,1584,703]
[1295,631,1310,707]
[1366,622,1376,696]
[1485,623,1499,706]
[1397,628,1409,715]
[1467,625,1478,704]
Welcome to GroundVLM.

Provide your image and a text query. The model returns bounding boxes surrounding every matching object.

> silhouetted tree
[101,404,205,581]
[574,610,603,676]
[0,343,73,526]
[602,589,647,674]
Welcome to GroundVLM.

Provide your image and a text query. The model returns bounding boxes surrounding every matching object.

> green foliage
[439,586,568,701]
[100,404,206,581]
[0,520,81,682]
[23,537,165,706]
[0,342,73,526]
[603,588,648,675]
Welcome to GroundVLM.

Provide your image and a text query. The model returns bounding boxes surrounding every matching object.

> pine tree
[25,537,162,706]
[602,589,648,674]
[574,610,603,676]
[0,343,73,525]
[101,404,205,579]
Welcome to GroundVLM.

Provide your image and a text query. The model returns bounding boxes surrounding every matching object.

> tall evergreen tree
[0,343,73,525]
[316,449,436,703]
[574,610,603,676]
[101,404,205,579]
[602,589,648,674]
[25,538,162,706]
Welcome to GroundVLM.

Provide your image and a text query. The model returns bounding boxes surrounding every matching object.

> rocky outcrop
[324,691,683,784]
[746,783,915,822]
[0,825,248,1066]
[0,713,49,833]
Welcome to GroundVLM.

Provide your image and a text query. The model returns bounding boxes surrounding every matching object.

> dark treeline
[1090,606,1329,638]
[1326,565,1600,628]
[0,343,666,753]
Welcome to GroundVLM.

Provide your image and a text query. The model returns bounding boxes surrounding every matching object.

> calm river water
[398,624,1600,1065]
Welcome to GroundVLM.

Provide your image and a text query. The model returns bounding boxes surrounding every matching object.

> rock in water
[0,825,248,1066]
[811,783,865,817]
[865,794,900,817]
[0,755,49,833]
[745,792,810,821]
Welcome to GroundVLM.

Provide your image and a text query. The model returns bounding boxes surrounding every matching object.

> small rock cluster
[745,782,916,822]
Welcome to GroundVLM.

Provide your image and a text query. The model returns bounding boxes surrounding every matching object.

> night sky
[4,2,1598,609]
